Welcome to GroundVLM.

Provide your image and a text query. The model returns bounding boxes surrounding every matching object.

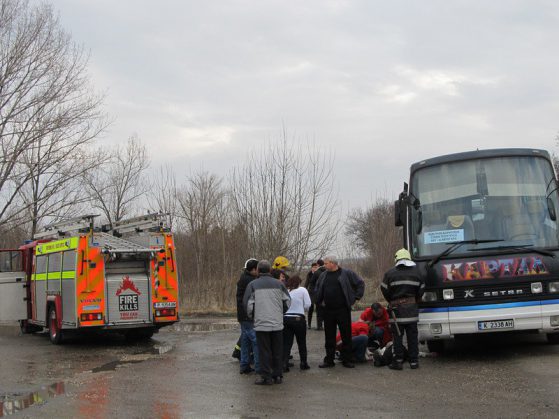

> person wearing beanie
[381,248,425,370]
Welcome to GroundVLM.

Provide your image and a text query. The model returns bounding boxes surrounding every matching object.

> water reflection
[0,382,64,417]
[174,322,238,332]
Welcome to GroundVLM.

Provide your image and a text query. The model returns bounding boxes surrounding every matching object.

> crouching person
[244,260,291,385]
[335,321,370,363]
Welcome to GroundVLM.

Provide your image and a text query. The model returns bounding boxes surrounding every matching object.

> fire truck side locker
[0,269,27,322]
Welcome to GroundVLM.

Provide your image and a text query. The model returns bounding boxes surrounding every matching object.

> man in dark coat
[236,258,259,374]
[304,262,318,328]
[381,248,425,370]
[307,259,326,330]
[314,256,365,368]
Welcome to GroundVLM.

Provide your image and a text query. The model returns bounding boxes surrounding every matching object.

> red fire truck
[0,213,179,344]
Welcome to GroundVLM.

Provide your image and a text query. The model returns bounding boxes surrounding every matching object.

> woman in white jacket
[283,275,312,371]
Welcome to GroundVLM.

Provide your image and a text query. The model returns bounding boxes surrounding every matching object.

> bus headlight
[549,282,559,293]
[531,282,543,294]
[443,289,454,300]
[430,323,443,334]
[422,291,438,302]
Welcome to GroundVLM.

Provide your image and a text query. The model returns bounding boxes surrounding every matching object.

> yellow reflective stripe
[47,272,61,280]
[33,273,47,281]
[61,271,75,279]
[36,237,79,255]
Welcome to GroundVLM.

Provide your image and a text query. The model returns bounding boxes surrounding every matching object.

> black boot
[232,345,241,360]
[389,360,403,370]
[300,362,310,370]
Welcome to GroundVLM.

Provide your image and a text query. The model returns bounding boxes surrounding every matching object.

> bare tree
[175,170,241,310]
[83,135,150,226]
[0,0,107,229]
[346,197,402,301]
[147,164,178,229]
[18,138,107,236]
[229,132,339,271]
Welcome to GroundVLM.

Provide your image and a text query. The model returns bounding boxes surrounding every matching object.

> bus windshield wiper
[427,239,503,268]
[477,244,554,257]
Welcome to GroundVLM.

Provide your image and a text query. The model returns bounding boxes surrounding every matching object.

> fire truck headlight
[531,282,543,294]
[548,282,559,293]
[443,289,454,300]
[422,292,437,302]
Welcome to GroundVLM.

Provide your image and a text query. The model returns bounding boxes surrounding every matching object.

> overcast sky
[52,0,559,211]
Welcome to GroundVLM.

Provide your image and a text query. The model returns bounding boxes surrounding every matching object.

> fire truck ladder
[103,212,170,237]
[92,232,163,255]
[34,214,99,239]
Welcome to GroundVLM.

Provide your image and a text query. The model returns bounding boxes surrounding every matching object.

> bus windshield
[410,156,559,257]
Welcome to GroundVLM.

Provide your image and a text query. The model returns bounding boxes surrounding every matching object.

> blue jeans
[352,335,369,362]
[240,321,259,372]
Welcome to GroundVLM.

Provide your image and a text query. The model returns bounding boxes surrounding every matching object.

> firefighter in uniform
[381,248,425,370]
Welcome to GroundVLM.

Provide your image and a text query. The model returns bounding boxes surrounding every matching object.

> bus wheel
[547,333,559,344]
[426,339,445,353]
[48,307,63,345]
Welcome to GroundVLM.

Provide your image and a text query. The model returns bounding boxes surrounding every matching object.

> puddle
[174,322,238,332]
[91,359,143,373]
[1,382,65,416]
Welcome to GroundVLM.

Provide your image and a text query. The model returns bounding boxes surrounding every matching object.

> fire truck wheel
[426,339,445,353]
[547,333,559,344]
[48,306,63,345]
[125,328,154,341]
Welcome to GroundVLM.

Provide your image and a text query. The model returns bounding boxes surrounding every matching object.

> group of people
[234,249,425,385]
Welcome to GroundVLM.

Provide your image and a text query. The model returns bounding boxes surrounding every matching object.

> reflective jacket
[381,264,425,324]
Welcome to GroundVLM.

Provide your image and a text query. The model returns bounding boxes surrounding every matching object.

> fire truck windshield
[410,155,559,257]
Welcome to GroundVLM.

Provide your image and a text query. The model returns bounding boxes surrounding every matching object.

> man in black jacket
[314,256,365,368]
[307,259,326,330]
[236,258,259,374]
[381,248,425,370]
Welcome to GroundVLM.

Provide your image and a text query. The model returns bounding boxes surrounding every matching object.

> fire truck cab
[0,213,179,344]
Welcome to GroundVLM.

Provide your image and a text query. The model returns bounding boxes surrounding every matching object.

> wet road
[1,319,559,418]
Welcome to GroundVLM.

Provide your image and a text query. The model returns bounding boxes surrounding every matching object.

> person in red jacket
[359,302,392,348]
[335,321,369,362]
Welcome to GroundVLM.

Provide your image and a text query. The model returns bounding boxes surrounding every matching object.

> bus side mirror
[395,200,403,226]
[547,197,557,221]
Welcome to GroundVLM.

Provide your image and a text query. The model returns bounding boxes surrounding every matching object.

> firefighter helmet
[394,248,411,263]
[272,256,290,270]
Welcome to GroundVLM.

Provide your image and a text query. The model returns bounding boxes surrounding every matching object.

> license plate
[154,302,177,308]
[478,319,514,330]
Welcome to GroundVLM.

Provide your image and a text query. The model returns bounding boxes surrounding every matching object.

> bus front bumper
[418,299,559,340]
